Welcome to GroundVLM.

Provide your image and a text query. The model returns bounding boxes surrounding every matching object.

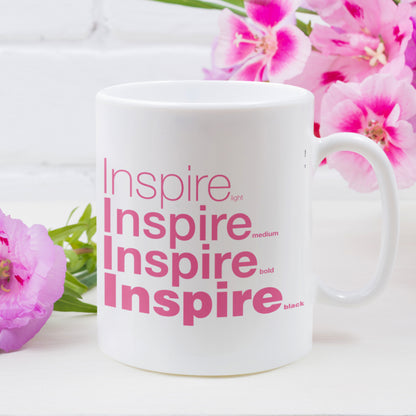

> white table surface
[0,199,415,416]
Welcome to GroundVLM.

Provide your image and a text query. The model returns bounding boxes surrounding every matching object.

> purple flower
[212,0,311,82]
[405,2,416,86]
[0,210,66,352]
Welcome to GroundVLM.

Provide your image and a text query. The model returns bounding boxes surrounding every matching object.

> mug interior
[97,80,312,108]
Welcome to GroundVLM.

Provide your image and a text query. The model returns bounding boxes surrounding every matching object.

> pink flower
[309,0,413,83]
[290,51,346,121]
[212,0,311,82]
[305,0,349,27]
[292,0,413,122]
[291,49,413,122]
[203,38,235,80]
[321,74,416,191]
[203,65,234,81]
[0,210,66,352]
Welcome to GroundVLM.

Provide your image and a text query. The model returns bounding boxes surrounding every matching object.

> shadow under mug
[96,80,399,376]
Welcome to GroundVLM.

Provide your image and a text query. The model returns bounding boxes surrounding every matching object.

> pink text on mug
[102,157,286,327]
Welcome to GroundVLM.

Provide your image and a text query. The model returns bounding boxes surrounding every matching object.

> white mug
[96,80,399,376]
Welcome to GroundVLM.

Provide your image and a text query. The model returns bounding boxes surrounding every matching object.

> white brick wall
[0,0,216,166]
[0,0,96,40]
[0,0,219,200]
[103,0,220,44]
[0,45,210,166]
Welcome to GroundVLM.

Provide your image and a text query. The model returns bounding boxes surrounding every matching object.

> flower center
[364,119,387,146]
[0,259,11,292]
[363,41,387,67]
[234,31,278,56]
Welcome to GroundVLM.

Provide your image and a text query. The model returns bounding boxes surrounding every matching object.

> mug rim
[96,80,314,110]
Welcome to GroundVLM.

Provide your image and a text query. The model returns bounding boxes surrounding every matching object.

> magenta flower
[0,210,66,352]
[309,0,413,82]
[212,0,311,82]
[321,74,416,191]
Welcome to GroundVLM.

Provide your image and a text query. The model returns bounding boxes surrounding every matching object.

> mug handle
[313,132,399,304]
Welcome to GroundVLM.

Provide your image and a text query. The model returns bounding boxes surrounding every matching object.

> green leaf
[221,0,244,8]
[54,294,97,313]
[65,271,88,297]
[48,223,88,245]
[80,204,92,222]
[65,249,87,273]
[62,284,83,300]
[148,0,247,16]
[74,270,97,290]
[65,207,79,226]
[86,256,96,274]
[83,271,97,289]
[86,217,96,243]
[53,204,98,314]
[69,204,92,243]
[296,7,318,15]
[296,18,313,36]
[147,0,319,18]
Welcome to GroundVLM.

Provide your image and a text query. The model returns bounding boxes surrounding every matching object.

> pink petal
[289,52,346,122]
[230,54,267,81]
[380,1,413,58]
[213,9,258,68]
[245,0,299,28]
[360,74,416,120]
[290,51,341,92]
[386,103,401,127]
[305,0,362,30]
[0,209,66,353]
[310,25,349,55]
[386,131,416,188]
[204,37,235,80]
[310,24,378,56]
[321,99,364,136]
[267,26,311,82]
[344,1,364,20]
[387,119,416,150]
[359,0,403,34]
[203,66,234,80]
[326,55,377,83]
[390,75,416,120]
[321,82,363,125]
[380,56,413,84]
[322,73,416,192]
[327,150,378,192]
[0,309,51,352]
[383,121,416,188]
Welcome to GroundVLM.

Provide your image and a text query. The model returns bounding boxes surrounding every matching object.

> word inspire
[103,159,283,326]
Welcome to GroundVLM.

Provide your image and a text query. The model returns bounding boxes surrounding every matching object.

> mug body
[96,80,315,375]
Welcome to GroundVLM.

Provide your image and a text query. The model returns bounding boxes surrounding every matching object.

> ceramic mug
[96,80,399,375]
